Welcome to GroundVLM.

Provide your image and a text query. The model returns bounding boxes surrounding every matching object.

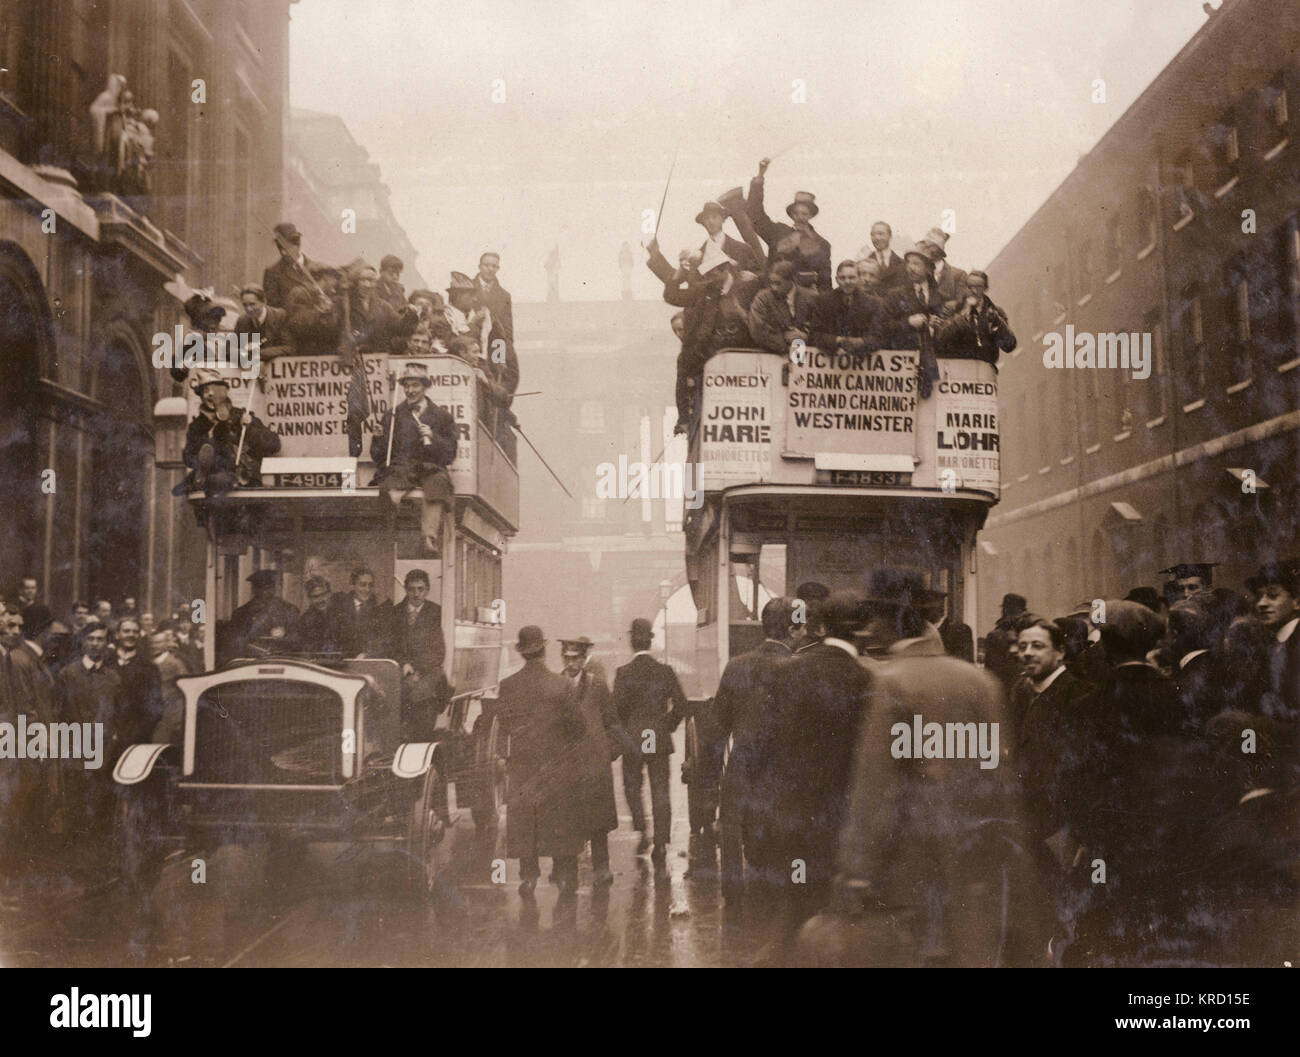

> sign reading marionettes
[699,367,774,489]
[785,349,918,457]
[935,374,1000,495]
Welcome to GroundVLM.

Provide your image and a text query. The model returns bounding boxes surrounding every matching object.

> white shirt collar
[763,639,793,653]
[1277,617,1299,644]
[1178,648,1209,670]
[822,637,858,658]
[633,649,655,659]
[117,649,136,664]
[82,654,102,671]
[1032,664,1067,694]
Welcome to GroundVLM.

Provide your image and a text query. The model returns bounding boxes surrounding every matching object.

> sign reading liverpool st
[785,349,919,457]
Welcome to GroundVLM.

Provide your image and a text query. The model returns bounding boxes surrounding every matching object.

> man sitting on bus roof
[935,269,1017,366]
[370,362,459,556]
[808,259,887,354]
[747,260,816,356]
[180,368,282,496]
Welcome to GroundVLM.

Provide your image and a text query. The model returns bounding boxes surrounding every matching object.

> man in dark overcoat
[795,571,1028,967]
[763,591,875,942]
[225,569,299,662]
[496,627,588,896]
[261,222,320,310]
[325,566,389,657]
[715,597,796,909]
[560,636,623,887]
[612,618,687,869]
[388,568,447,740]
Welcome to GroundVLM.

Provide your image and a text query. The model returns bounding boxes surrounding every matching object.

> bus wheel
[406,763,449,904]
[471,714,507,831]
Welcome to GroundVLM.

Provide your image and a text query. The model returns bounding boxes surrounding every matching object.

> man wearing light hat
[747,157,832,292]
[916,226,971,310]
[181,368,281,495]
[370,362,460,555]
[496,626,589,896]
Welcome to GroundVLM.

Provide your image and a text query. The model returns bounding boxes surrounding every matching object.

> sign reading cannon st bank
[184,355,476,490]
[699,365,775,489]
[785,348,919,457]
[934,371,1000,496]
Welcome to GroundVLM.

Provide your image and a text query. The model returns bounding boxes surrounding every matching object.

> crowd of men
[647,157,1018,431]
[672,557,1298,967]
[0,581,204,905]
[177,224,521,499]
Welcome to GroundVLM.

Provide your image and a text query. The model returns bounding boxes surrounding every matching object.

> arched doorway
[87,332,153,606]
[0,244,49,596]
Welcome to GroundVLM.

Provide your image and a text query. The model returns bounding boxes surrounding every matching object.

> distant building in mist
[285,108,426,288]
[980,0,1300,629]
[504,299,693,675]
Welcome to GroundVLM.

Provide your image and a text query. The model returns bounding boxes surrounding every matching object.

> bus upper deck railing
[688,347,1000,499]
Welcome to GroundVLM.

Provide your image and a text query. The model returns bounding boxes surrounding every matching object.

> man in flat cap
[377,255,407,313]
[225,569,299,662]
[612,618,688,871]
[496,626,588,897]
[262,222,320,310]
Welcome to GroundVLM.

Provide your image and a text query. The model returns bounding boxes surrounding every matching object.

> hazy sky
[289,0,1209,303]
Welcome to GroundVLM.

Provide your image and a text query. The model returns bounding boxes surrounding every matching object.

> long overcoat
[497,656,590,858]
[562,660,621,836]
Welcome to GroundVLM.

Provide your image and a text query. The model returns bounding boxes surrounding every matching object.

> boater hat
[786,191,820,219]
[919,227,950,259]
[398,362,432,386]
[189,367,228,392]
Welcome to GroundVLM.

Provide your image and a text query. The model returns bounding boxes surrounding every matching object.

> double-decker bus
[677,345,1000,833]
[112,352,517,901]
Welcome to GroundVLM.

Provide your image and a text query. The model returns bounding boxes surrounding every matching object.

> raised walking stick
[384,370,400,469]
[652,148,678,242]
[232,364,261,482]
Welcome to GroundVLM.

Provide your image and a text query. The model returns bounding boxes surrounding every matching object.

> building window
[1144,309,1167,420]
[1180,284,1206,399]
[1263,73,1289,136]
[578,401,605,433]
[1137,187,1158,250]
[1076,239,1094,298]
[1173,153,1197,222]
[1105,215,1123,276]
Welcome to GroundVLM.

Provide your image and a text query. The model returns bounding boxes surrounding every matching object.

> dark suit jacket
[370,396,459,475]
[747,285,817,354]
[766,641,875,882]
[292,601,351,656]
[808,288,886,351]
[262,254,320,310]
[746,178,832,291]
[883,278,946,349]
[234,305,291,351]
[473,277,518,393]
[714,639,792,784]
[864,248,904,289]
[115,652,164,746]
[1008,668,1092,841]
[932,261,970,309]
[325,593,389,656]
[611,653,687,755]
[389,600,445,676]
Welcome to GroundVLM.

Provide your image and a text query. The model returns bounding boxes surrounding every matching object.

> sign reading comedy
[699,367,774,489]
[934,374,1000,496]
[785,348,918,457]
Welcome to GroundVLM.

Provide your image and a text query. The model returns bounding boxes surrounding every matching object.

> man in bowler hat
[611,618,687,869]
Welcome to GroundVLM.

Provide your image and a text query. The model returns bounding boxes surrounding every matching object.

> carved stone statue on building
[86,74,158,197]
